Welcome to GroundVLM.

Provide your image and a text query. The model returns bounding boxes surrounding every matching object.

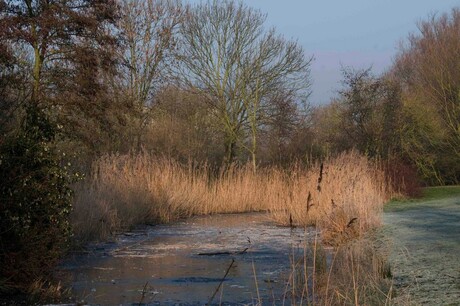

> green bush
[0,105,73,293]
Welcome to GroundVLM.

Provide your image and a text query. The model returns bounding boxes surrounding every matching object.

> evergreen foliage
[0,105,73,292]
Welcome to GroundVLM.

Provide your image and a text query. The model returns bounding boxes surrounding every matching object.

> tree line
[314,9,460,185]
[1,1,458,178]
[1,0,312,169]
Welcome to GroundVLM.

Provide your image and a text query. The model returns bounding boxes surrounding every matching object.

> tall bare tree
[176,0,311,167]
[0,0,118,107]
[0,0,120,152]
[118,0,184,149]
[337,67,384,157]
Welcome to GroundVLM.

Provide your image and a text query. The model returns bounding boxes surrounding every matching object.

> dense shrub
[384,158,423,198]
[0,106,73,293]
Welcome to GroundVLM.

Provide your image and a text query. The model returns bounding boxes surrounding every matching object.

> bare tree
[0,0,118,107]
[118,0,184,149]
[0,0,119,290]
[338,67,384,157]
[176,0,311,168]
[0,0,119,154]
[259,88,310,165]
[241,33,312,170]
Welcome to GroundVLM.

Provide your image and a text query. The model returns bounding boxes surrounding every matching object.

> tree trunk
[32,45,41,104]
[251,126,257,172]
[223,138,236,168]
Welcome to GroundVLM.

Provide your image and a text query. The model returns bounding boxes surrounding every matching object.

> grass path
[384,186,460,305]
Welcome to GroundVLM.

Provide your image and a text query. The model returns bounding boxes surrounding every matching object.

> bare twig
[206,259,235,305]
[138,281,149,305]
[198,247,248,256]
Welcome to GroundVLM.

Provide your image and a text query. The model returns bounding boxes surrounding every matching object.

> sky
[188,0,460,105]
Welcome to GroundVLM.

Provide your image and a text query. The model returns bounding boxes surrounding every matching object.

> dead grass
[26,278,70,305]
[287,231,393,306]
[72,151,390,244]
[271,152,389,246]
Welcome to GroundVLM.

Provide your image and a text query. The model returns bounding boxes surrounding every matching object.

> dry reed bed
[272,152,389,245]
[72,151,390,244]
[286,233,393,305]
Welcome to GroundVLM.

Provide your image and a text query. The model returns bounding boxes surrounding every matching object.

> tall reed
[287,232,393,306]
[271,152,390,245]
[72,150,390,244]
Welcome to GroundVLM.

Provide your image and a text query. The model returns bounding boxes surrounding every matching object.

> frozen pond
[59,213,317,305]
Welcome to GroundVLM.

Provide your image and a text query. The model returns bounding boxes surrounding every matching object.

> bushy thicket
[0,106,73,292]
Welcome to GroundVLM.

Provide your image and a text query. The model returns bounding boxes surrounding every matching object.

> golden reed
[72,150,390,244]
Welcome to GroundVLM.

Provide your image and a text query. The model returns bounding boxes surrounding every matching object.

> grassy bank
[421,185,460,199]
[385,185,460,212]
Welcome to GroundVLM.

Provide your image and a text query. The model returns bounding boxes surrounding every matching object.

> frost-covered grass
[384,186,460,305]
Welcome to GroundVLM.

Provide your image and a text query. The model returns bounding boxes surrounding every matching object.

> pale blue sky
[188,1,460,104]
